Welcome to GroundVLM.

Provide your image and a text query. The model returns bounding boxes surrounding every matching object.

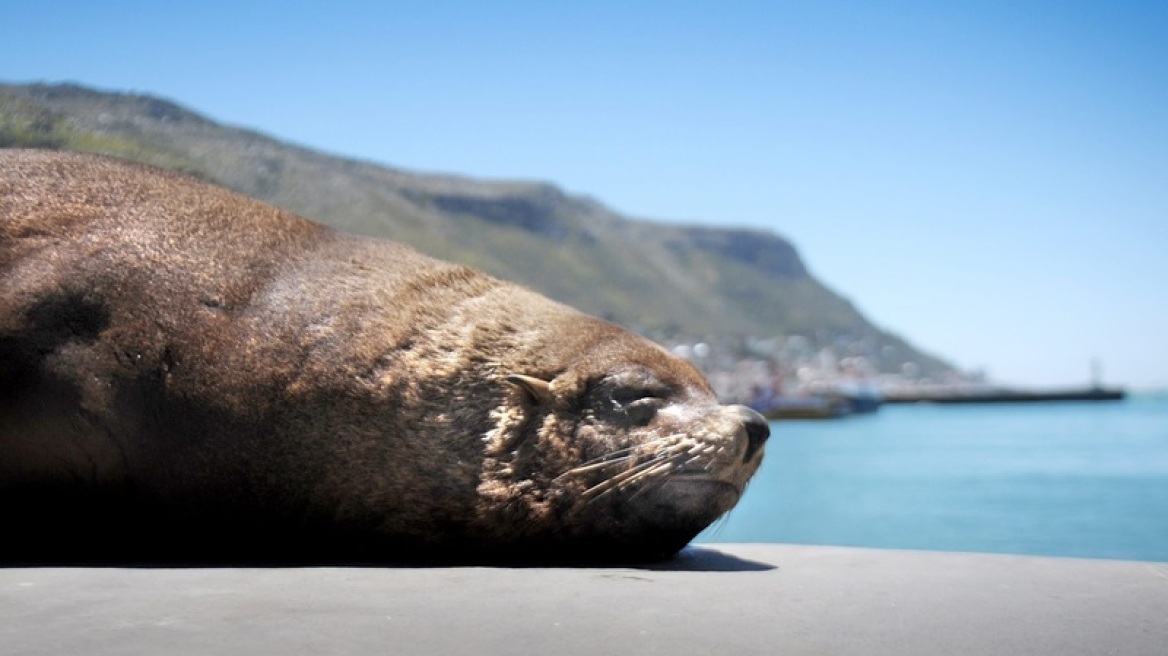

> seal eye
[611,387,667,426]
[611,386,667,405]
[623,398,663,425]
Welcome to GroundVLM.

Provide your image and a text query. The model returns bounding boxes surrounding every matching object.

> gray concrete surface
[2,544,1165,655]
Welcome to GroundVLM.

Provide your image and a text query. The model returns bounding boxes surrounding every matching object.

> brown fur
[0,150,768,564]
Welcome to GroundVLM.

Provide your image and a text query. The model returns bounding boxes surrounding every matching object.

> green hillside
[0,82,955,381]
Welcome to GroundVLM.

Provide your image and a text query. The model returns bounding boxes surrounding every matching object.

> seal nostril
[732,406,770,461]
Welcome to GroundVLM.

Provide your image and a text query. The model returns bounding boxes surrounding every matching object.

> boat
[759,391,882,420]
[760,395,849,420]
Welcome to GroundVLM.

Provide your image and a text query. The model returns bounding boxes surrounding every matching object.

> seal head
[479,320,770,562]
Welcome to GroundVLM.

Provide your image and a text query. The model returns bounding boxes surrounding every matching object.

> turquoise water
[697,394,1168,562]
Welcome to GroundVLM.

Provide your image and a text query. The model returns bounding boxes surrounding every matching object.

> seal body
[0,150,769,564]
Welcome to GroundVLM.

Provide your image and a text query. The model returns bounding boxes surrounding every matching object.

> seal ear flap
[506,374,553,407]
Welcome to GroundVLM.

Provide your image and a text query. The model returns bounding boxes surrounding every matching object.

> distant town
[662,334,972,402]
[659,334,1123,419]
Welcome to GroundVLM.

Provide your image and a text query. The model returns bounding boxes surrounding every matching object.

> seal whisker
[581,452,676,500]
[580,442,705,503]
[556,434,687,480]
[555,454,638,480]
[574,444,643,466]
[555,445,649,481]
[583,460,664,496]
[622,450,705,503]
[619,459,680,490]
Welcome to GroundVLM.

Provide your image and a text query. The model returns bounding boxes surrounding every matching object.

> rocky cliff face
[0,82,955,380]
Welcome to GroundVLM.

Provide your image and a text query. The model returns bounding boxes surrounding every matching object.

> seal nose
[730,405,770,461]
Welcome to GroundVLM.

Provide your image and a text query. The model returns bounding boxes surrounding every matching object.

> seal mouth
[553,422,759,499]
[663,471,742,501]
[624,474,742,530]
[667,473,744,495]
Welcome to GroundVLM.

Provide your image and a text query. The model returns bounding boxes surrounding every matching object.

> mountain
[0,82,956,381]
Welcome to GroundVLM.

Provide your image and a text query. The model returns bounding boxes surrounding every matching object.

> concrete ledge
[2,544,1166,655]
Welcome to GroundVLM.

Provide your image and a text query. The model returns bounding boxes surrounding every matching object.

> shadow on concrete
[0,546,776,572]
[639,546,776,572]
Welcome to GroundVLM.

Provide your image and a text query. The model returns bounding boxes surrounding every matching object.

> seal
[0,149,769,564]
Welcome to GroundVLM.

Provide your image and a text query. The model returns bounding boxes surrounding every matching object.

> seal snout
[729,405,770,462]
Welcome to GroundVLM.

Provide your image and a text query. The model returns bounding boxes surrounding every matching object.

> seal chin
[627,476,742,528]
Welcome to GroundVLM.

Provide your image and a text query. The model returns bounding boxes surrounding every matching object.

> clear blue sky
[5,1,1166,388]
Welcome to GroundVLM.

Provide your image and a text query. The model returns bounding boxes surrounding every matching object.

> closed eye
[629,398,665,423]
[614,392,668,425]
[611,386,669,405]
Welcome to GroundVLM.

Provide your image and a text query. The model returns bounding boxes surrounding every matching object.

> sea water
[697,393,1168,562]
